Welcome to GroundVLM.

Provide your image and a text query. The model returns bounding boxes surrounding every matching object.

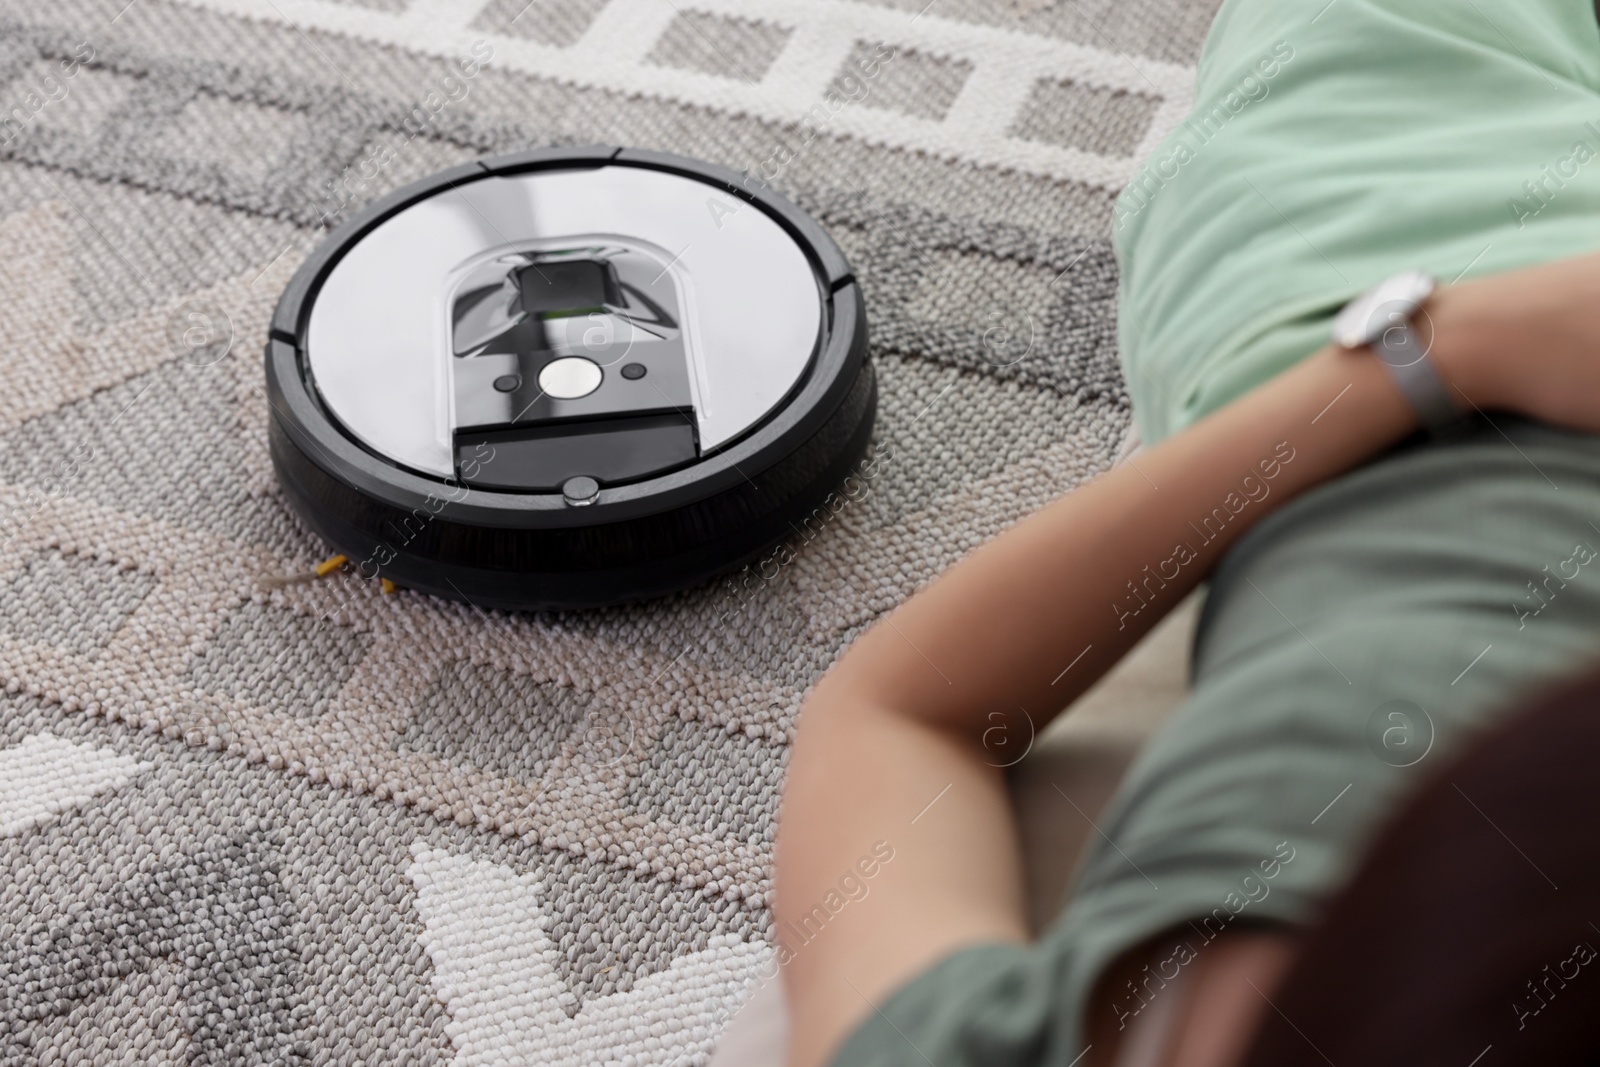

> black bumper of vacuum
[268,355,875,612]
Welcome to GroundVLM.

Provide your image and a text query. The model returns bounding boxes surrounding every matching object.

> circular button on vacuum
[561,475,599,506]
[538,357,603,399]
[492,374,520,392]
[620,362,646,380]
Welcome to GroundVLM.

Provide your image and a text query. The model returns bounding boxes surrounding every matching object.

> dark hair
[1238,663,1600,1066]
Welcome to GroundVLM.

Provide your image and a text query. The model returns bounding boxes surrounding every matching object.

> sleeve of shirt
[825,941,1088,1067]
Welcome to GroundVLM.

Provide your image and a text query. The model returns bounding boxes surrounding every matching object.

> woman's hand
[1430,250,1600,433]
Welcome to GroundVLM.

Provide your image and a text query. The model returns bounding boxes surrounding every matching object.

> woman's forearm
[826,337,1427,740]
[774,309,1503,1067]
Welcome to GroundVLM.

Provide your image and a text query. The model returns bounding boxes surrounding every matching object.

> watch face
[1332,270,1436,349]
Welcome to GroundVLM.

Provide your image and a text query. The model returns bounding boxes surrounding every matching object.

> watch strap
[1373,324,1463,433]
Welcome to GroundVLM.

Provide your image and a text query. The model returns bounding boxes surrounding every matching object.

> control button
[538,357,603,399]
[620,362,646,380]
[562,475,599,506]
[492,374,521,392]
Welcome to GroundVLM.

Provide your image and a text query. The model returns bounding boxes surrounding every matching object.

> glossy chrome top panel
[305,166,824,477]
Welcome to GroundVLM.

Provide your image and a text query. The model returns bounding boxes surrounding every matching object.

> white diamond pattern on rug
[171,0,1196,187]
[7,62,136,141]
[149,90,309,175]
[0,732,148,837]
[407,844,771,1067]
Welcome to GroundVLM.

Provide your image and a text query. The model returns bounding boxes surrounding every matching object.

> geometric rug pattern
[0,0,1217,1060]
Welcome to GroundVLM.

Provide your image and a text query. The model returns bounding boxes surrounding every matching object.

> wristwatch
[1331,271,1464,432]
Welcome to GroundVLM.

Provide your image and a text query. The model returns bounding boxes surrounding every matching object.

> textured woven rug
[0,0,1216,1062]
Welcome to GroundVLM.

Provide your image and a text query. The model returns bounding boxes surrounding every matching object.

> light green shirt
[1116,0,1600,443]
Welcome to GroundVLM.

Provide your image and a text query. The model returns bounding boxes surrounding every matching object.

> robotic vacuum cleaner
[265,146,873,611]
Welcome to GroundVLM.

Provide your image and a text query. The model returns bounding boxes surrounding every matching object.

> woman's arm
[773,252,1600,1067]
